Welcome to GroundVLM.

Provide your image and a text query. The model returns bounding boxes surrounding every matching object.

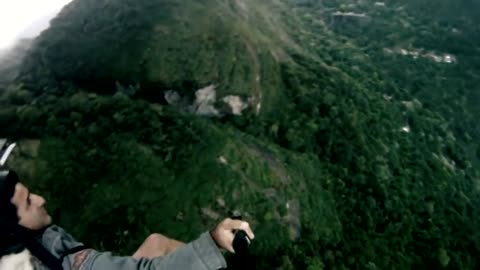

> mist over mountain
[0,38,33,88]
[16,12,57,40]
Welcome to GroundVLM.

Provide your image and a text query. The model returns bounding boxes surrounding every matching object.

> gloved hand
[210,218,255,253]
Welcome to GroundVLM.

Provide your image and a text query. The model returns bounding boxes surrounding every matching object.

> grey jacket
[39,225,227,270]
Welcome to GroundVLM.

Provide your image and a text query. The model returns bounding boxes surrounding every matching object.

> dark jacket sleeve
[40,225,227,270]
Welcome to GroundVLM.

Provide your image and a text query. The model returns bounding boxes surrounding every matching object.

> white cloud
[0,0,72,49]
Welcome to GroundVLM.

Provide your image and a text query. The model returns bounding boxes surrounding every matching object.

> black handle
[231,215,255,269]
[233,230,250,257]
[231,215,251,256]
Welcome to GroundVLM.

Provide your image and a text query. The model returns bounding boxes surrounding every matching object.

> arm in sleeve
[39,225,86,259]
[64,232,227,270]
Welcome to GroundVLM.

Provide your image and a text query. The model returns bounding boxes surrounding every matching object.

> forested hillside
[1,0,479,269]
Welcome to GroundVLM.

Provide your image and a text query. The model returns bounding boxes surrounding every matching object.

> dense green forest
[1,0,480,269]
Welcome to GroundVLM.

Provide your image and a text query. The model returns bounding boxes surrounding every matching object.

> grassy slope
[8,96,339,259]
[19,0,303,117]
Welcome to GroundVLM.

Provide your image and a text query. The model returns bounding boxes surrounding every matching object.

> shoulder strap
[26,239,89,270]
[25,240,63,270]
[59,245,89,261]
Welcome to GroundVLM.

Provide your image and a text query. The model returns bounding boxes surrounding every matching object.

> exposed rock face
[164,90,181,105]
[192,85,219,116]
[168,86,253,117]
[222,95,248,115]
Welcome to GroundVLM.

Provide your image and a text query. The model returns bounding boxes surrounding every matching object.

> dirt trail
[242,37,262,111]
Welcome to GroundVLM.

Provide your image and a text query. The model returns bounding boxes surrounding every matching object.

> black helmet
[0,141,20,227]
[0,141,23,253]
[0,170,20,225]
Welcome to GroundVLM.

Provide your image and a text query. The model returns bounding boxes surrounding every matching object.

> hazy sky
[0,0,72,49]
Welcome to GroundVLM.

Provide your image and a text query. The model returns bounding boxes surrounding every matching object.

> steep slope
[20,0,305,116]
[2,0,480,269]
[5,93,340,268]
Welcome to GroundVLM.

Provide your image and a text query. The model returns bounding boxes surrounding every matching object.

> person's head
[11,182,52,230]
[1,171,57,270]
[1,170,52,232]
